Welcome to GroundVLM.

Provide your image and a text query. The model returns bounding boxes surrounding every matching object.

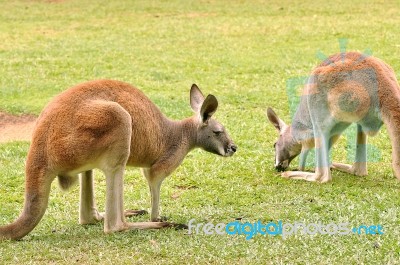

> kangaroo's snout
[275,160,289,172]
[225,143,237,156]
[275,164,285,172]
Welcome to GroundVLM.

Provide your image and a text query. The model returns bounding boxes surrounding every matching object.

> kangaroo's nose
[230,144,237,153]
[275,164,285,172]
[275,160,288,172]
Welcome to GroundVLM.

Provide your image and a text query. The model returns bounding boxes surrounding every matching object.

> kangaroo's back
[34,80,168,172]
[37,79,163,128]
[292,52,400,140]
[314,52,400,119]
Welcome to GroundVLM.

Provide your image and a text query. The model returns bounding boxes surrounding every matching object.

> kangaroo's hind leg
[77,100,167,233]
[331,124,368,176]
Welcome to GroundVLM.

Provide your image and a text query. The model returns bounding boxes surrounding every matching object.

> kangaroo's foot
[117,221,187,231]
[80,209,104,225]
[82,210,148,225]
[170,222,188,230]
[149,216,187,229]
[124,209,148,218]
[281,170,331,183]
[331,162,367,176]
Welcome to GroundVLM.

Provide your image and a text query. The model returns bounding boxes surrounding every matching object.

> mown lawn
[1,0,400,264]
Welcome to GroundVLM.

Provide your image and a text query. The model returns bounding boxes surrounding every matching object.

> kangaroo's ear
[267,107,287,132]
[200,94,218,124]
[190,84,205,112]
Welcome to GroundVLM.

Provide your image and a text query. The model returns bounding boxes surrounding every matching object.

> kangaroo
[267,52,400,183]
[0,80,237,240]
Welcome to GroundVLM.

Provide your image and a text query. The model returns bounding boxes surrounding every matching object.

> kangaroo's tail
[0,148,53,240]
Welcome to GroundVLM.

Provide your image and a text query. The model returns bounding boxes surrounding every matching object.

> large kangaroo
[267,52,400,183]
[0,80,237,240]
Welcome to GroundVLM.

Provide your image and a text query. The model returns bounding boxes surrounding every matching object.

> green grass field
[1,0,400,264]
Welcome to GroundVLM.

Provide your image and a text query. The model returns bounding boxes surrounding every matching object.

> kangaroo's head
[266,107,301,171]
[190,84,237,157]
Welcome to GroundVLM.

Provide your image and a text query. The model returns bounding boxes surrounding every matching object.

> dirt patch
[0,112,37,143]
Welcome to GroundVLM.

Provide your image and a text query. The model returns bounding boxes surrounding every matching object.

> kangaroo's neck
[161,116,198,155]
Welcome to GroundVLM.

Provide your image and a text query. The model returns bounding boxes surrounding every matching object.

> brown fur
[0,80,236,240]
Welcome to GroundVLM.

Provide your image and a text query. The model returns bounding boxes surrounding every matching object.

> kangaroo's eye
[213,130,222,136]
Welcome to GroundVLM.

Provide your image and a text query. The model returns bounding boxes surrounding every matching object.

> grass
[1,0,400,264]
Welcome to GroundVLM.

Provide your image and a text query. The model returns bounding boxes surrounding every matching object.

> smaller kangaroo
[0,80,236,240]
[267,52,400,183]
